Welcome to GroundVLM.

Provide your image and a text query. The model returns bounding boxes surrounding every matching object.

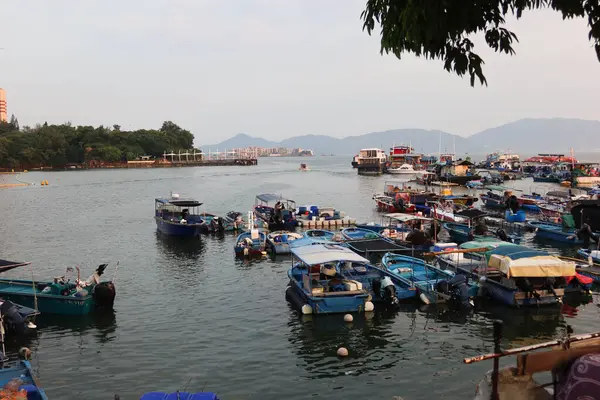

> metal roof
[291,244,369,265]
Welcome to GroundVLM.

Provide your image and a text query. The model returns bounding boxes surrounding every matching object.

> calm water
[0,156,599,400]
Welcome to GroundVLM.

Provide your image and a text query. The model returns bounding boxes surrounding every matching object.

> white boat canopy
[291,244,369,265]
[383,213,432,222]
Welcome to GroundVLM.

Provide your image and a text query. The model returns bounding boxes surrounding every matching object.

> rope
[30,263,38,322]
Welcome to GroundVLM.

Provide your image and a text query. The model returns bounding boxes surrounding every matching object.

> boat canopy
[155,198,203,207]
[289,237,340,249]
[486,245,576,278]
[255,193,296,205]
[455,209,488,219]
[383,213,432,222]
[291,244,369,265]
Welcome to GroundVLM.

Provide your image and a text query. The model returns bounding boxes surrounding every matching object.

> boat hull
[0,283,96,315]
[285,282,369,314]
[155,217,204,236]
[0,360,48,400]
[528,221,582,244]
[268,241,292,254]
[483,280,563,307]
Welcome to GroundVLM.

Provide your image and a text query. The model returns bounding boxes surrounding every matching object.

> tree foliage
[0,119,195,168]
[360,0,600,86]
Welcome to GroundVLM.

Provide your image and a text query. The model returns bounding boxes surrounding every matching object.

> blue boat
[443,222,521,244]
[381,253,474,307]
[290,236,347,249]
[140,392,219,399]
[528,221,582,244]
[197,212,247,233]
[0,264,116,315]
[266,231,303,254]
[341,227,384,241]
[304,229,335,240]
[155,194,205,237]
[0,360,48,399]
[474,245,578,307]
[576,249,600,283]
[234,229,267,257]
[286,244,415,314]
[254,193,298,231]
[577,248,600,264]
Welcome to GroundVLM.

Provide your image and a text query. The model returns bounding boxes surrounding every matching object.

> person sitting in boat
[568,218,598,248]
[180,209,189,223]
[274,201,283,218]
[405,224,431,245]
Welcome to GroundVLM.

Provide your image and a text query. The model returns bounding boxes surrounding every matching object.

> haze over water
[0,156,598,399]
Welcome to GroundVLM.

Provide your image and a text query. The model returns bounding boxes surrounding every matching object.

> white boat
[356,148,387,175]
[388,163,428,176]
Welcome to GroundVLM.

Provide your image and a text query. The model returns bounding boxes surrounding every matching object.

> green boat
[0,264,117,315]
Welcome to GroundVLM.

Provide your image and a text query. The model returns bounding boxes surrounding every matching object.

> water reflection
[154,232,206,260]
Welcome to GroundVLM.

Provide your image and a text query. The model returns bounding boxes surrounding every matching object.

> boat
[436,159,481,186]
[304,229,335,240]
[254,193,298,231]
[0,259,32,274]
[387,163,427,176]
[234,228,267,257]
[0,359,48,400]
[285,244,414,314]
[528,220,582,244]
[355,148,387,175]
[381,253,473,307]
[299,163,310,171]
[140,392,219,400]
[0,264,117,315]
[444,221,521,244]
[575,249,600,283]
[577,248,600,264]
[466,323,600,400]
[476,245,577,306]
[155,194,205,237]
[479,185,517,208]
[465,180,483,189]
[341,227,384,241]
[196,211,246,233]
[381,213,437,251]
[0,299,39,335]
[266,231,303,254]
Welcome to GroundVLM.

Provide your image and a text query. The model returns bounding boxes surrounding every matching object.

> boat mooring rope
[15,174,34,186]
[30,264,38,322]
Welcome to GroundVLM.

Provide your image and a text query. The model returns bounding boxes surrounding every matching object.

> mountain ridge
[202,118,600,155]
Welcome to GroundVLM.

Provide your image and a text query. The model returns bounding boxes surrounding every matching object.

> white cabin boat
[356,148,387,176]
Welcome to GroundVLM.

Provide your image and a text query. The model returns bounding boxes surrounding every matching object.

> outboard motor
[447,274,472,308]
[380,276,399,306]
[496,229,509,242]
[0,300,28,334]
[91,264,116,309]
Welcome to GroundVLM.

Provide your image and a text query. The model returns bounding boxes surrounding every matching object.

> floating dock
[297,218,356,229]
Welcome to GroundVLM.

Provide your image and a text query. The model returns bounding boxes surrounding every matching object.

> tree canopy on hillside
[0,119,195,168]
[360,0,600,86]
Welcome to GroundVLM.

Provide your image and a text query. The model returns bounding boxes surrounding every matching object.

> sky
[0,0,599,145]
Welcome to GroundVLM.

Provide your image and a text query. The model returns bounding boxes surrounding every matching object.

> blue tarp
[487,245,548,260]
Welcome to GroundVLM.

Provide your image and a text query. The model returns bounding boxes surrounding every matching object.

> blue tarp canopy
[289,237,342,249]
[291,244,369,265]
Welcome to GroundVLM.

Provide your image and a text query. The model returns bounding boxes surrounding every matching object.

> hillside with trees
[0,117,195,169]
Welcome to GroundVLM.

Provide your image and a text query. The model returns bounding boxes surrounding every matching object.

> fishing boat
[304,229,336,240]
[381,213,437,253]
[575,250,600,283]
[285,244,413,314]
[197,211,246,233]
[577,248,600,264]
[381,253,473,307]
[0,264,117,315]
[266,231,303,254]
[437,159,481,186]
[234,228,267,257]
[467,323,600,400]
[0,359,48,400]
[140,392,219,400]
[254,193,298,231]
[479,185,512,208]
[528,220,582,244]
[443,209,521,244]
[155,194,205,237]
[341,227,384,241]
[475,245,576,306]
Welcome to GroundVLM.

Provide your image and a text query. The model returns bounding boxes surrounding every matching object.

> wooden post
[491,320,503,400]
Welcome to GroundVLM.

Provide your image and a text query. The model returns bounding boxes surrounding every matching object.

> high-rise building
[0,88,7,122]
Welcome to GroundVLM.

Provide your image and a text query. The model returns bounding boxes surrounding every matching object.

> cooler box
[432,242,458,252]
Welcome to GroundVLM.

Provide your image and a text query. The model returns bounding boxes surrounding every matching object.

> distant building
[0,88,6,122]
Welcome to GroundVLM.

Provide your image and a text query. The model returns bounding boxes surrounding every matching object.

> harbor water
[0,156,599,399]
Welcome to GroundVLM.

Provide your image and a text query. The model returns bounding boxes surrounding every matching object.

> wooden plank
[517,345,600,375]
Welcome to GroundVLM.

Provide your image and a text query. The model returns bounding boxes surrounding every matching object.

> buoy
[364,301,374,312]
[337,347,349,357]
[301,304,312,315]
[420,293,431,305]
[344,314,353,322]
[23,170,27,173]
[243,248,249,256]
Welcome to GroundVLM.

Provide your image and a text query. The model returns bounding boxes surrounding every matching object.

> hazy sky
[1,0,598,144]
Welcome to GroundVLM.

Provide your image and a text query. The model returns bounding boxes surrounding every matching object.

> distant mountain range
[202,118,600,156]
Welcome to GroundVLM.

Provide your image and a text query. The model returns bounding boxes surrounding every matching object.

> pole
[491,320,503,400]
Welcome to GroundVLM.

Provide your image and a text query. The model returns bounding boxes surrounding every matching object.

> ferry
[355,148,387,175]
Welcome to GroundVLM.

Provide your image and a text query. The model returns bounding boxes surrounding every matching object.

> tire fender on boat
[419,293,431,305]
[301,304,313,315]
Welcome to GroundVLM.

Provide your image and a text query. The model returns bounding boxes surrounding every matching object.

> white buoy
[344,314,353,322]
[301,304,312,315]
[420,293,431,305]
[337,347,349,357]
[364,301,374,312]
[244,248,249,256]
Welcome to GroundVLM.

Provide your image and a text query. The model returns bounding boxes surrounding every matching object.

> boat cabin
[155,194,204,223]
[441,160,475,177]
